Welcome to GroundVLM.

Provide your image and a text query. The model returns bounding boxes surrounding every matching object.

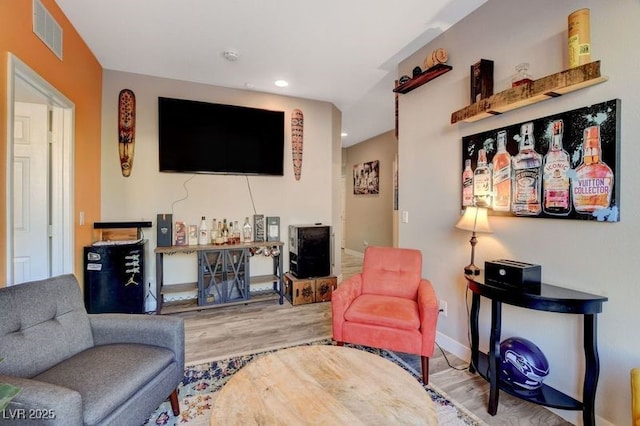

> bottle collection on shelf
[463,121,613,217]
[175,216,255,246]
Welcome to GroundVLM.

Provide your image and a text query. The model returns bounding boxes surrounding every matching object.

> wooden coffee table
[211,344,437,425]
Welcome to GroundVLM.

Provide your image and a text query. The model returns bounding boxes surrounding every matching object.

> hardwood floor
[175,250,571,425]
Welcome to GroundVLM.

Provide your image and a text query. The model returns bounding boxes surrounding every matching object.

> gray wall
[344,130,397,253]
[397,1,638,424]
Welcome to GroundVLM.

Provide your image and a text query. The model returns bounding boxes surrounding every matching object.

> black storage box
[485,259,542,293]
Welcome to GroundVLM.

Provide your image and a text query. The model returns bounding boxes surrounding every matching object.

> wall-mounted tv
[158,97,285,176]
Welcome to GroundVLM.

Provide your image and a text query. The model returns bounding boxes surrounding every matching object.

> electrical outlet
[439,300,448,317]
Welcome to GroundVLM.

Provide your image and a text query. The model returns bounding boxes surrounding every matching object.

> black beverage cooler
[83,240,146,314]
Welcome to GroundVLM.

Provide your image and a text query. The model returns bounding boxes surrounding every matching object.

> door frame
[6,53,75,285]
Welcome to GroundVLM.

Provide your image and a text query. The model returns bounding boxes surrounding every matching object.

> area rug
[145,339,486,425]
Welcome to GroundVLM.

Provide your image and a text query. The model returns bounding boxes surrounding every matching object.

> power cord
[170,174,196,216]
[437,309,470,372]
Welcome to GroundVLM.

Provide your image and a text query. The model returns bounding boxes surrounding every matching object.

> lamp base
[464,264,481,275]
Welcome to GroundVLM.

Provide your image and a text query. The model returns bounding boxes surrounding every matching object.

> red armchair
[332,246,439,383]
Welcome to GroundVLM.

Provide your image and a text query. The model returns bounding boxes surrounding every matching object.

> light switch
[402,211,409,223]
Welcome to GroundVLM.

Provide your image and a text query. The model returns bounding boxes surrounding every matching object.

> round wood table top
[211,344,437,425]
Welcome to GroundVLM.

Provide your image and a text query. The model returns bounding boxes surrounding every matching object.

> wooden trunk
[284,273,315,305]
[315,276,337,302]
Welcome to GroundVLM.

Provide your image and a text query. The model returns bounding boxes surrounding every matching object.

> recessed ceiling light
[341,132,348,137]
[274,80,289,87]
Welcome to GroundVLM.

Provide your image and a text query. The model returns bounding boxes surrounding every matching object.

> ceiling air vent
[33,0,63,60]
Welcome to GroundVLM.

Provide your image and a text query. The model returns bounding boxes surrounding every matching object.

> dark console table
[466,272,607,426]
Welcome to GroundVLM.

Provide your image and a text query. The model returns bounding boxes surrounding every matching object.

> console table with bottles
[466,271,607,426]
[155,241,284,314]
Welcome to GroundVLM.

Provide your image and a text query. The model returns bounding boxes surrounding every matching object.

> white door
[7,54,74,286]
[13,101,50,283]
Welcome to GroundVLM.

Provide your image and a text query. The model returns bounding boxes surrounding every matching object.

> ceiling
[55,0,485,147]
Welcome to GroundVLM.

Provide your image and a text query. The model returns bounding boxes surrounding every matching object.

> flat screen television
[158,97,285,176]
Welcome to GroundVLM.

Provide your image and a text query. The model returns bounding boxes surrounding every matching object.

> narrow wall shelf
[394,64,452,94]
[450,61,607,124]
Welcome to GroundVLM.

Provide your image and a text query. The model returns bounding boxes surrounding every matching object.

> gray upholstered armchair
[0,274,184,425]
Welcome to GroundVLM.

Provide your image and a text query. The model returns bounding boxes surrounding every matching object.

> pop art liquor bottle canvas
[461,99,620,222]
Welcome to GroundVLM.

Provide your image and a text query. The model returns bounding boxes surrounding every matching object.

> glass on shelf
[512,63,533,87]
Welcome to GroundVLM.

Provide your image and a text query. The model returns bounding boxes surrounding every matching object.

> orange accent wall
[0,0,102,286]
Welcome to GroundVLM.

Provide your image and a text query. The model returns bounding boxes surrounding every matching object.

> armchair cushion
[34,344,175,426]
[345,294,420,331]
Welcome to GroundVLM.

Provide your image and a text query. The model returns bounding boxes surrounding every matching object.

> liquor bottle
[233,220,242,244]
[492,131,511,212]
[543,120,572,215]
[462,159,474,207]
[473,149,492,208]
[243,217,253,243]
[511,122,542,216]
[222,219,229,243]
[228,221,235,244]
[210,218,218,243]
[572,125,614,213]
[198,216,209,245]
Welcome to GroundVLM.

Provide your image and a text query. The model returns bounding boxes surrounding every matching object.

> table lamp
[455,206,492,275]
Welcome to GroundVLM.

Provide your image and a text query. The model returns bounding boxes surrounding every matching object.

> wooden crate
[314,276,337,302]
[284,273,315,305]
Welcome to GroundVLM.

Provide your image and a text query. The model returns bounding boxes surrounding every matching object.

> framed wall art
[461,99,620,222]
[353,160,379,195]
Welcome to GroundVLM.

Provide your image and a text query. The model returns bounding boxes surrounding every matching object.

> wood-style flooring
[176,250,571,425]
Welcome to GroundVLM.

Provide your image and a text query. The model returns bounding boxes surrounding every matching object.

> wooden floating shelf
[394,64,452,94]
[451,61,607,124]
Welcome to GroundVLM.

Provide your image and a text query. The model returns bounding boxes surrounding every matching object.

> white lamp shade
[455,207,492,233]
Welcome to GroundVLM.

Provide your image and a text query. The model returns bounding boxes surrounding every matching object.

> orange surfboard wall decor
[118,89,136,177]
[291,109,304,181]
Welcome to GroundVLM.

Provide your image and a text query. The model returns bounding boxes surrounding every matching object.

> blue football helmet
[500,337,549,391]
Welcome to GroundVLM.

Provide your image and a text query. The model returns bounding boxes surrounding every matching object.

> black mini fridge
[83,240,146,314]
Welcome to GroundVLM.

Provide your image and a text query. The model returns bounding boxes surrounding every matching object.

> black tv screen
[158,97,285,176]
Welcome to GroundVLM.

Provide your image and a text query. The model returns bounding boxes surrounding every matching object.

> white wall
[398,0,639,424]
[101,70,341,309]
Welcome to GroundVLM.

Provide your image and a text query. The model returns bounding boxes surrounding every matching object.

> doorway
[6,54,74,285]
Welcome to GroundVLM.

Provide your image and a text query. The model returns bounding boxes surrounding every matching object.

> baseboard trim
[435,331,471,363]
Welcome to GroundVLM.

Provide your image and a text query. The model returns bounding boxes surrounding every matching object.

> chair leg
[421,356,429,384]
[169,388,180,416]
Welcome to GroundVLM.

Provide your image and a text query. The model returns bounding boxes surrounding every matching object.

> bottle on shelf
[233,220,241,244]
[473,148,492,208]
[198,216,209,245]
[462,159,474,207]
[215,220,224,244]
[543,120,572,216]
[242,217,253,243]
[492,130,512,212]
[210,218,218,243]
[511,63,533,87]
[228,221,235,244]
[511,122,542,216]
[572,125,614,213]
[222,219,229,243]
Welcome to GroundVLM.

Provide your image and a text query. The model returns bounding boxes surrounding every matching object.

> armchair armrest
[0,374,82,426]
[417,279,439,356]
[331,274,363,341]
[88,314,184,380]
